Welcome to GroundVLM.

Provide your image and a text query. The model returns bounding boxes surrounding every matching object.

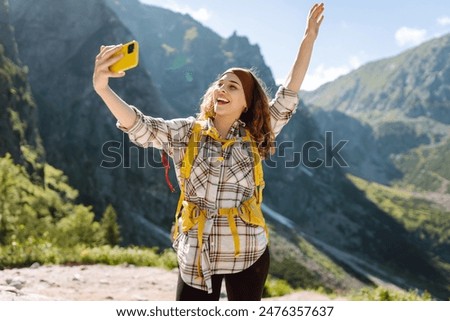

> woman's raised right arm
[92,44,137,130]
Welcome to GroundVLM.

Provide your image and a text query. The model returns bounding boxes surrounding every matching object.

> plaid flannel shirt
[117,86,299,293]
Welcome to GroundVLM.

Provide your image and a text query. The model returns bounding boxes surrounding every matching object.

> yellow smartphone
[109,40,139,73]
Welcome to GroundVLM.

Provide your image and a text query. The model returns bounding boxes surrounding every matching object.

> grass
[350,286,432,301]
[348,174,450,257]
[0,240,177,270]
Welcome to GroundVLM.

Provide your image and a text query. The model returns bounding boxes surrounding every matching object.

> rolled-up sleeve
[116,105,196,155]
[269,86,299,137]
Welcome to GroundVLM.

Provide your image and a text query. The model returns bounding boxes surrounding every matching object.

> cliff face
[9,0,177,246]
[0,0,44,180]
[0,0,19,63]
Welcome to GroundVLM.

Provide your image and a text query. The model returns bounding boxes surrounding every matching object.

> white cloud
[190,8,211,22]
[300,55,363,91]
[139,0,211,22]
[437,16,450,26]
[349,55,362,69]
[302,64,349,91]
[395,27,427,47]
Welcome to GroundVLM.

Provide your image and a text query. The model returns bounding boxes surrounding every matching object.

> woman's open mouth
[216,97,230,105]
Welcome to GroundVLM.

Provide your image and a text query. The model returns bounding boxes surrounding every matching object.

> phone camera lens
[128,43,135,54]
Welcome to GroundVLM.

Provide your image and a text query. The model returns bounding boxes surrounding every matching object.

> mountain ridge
[302,33,450,189]
[303,33,450,122]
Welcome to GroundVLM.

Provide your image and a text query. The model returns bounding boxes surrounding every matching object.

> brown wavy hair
[197,69,275,158]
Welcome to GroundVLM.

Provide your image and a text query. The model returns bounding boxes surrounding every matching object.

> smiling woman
[93,3,324,301]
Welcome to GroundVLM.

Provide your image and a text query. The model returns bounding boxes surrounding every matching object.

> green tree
[54,205,100,247]
[99,204,121,246]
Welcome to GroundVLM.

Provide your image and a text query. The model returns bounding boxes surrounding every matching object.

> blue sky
[140,0,450,90]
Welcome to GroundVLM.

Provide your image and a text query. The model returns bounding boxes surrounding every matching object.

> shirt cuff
[116,105,141,133]
[275,86,300,112]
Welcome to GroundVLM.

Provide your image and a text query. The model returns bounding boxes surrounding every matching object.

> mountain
[9,0,179,246]
[104,0,277,116]
[303,34,450,121]
[301,34,450,297]
[8,0,449,298]
[302,34,450,188]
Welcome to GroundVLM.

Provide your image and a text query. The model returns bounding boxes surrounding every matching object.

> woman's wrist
[95,85,113,97]
[303,30,318,42]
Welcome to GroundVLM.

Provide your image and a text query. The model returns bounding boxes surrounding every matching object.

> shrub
[350,286,432,301]
[263,276,293,298]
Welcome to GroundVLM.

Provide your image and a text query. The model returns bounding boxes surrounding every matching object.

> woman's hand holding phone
[93,41,139,94]
[92,42,139,130]
[110,40,139,73]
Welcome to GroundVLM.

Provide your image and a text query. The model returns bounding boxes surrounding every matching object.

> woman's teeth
[217,98,229,104]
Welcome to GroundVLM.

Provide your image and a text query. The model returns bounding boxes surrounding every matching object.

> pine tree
[100,204,121,246]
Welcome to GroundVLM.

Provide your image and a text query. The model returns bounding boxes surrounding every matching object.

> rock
[72,273,82,282]
[30,262,41,269]
[6,277,26,290]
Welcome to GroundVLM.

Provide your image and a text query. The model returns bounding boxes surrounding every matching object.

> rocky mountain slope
[302,34,450,187]
[0,0,44,179]
[9,0,178,246]
[104,0,277,115]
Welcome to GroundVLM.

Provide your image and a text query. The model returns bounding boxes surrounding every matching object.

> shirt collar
[206,118,245,139]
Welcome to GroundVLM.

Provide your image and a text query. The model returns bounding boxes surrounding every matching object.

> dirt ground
[0,264,341,301]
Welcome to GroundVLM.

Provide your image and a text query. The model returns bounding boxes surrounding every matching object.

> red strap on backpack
[161,150,176,192]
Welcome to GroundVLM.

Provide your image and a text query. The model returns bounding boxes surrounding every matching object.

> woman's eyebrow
[218,79,241,87]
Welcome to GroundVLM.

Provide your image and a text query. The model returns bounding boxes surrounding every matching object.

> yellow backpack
[171,121,268,273]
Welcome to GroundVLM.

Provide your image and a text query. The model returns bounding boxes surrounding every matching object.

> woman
[93,3,324,301]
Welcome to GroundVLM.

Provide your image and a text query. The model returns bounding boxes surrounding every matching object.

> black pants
[176,247,270,301]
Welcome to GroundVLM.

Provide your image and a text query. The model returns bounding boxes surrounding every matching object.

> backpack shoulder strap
[242,129,265,203]
[173,121,204,239]
[180,121,204,180]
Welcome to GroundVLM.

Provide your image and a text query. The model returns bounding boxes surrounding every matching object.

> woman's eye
[229,85,237,90]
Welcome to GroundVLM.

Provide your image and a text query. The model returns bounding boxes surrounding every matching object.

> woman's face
[212,73,247,120]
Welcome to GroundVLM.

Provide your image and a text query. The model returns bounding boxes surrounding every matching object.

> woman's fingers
[304,3,324,39]
[93,44,126,92]
[108,71,126,78]
[98,52,124,71]
[103,45,123,59]
[95,45,125,74]
[308,3,324,29]
[317,13,325,26]
[311,3,324,20]
[96,44,122,62]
